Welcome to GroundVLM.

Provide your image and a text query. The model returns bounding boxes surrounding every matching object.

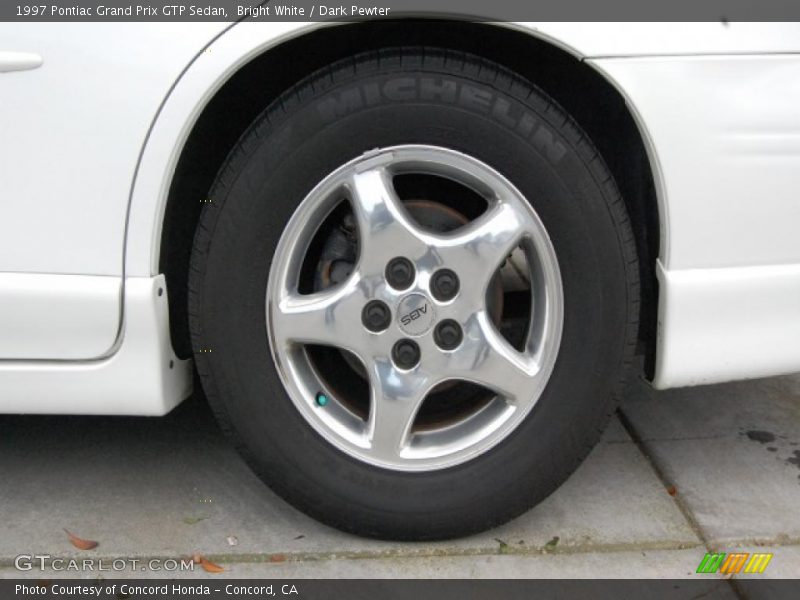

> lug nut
[392,339,421,369]
[434,319,463,351]
[385,257,415,290]
[362,300,391,332]
[431,268,460,301]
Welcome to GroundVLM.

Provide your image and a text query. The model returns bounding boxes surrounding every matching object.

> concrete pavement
[1,373,798,583]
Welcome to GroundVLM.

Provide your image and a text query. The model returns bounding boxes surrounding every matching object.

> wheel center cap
[397,293,435,336]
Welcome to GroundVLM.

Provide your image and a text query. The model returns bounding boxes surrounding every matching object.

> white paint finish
[653,261,800,389]
[0,23,227,276]
[119,22,800,394]
[126,22,800,279]
[1,21,799,407]
[0,51,42,72]
[0,273,120,359]
[2,23,799,279]
[590,55,800,271]
[0,276,191,415]
[124,21,309,276]
[530,22,800,57]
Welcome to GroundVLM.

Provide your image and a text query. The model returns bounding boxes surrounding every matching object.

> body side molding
[0,276,190,415]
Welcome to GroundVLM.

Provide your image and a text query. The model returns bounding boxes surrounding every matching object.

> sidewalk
[1,373,798,586]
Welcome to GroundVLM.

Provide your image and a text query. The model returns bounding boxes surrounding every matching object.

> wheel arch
[130,20,662,376]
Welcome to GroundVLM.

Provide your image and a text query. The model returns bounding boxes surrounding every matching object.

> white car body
[1,21,799,414]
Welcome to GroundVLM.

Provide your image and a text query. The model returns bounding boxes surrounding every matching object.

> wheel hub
[396,292,435,337]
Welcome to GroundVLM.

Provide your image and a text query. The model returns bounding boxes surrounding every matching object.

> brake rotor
[316,200,504,321]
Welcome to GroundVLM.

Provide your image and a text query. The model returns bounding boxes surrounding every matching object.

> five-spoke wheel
[267,146,563,470]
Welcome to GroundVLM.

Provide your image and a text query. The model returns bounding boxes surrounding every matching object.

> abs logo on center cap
[397,293,435,336]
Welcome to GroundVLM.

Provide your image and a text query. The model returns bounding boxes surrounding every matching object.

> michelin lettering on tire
[316,77,567,165]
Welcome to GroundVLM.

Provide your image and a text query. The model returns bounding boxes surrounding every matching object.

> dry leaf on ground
[63,529,98,550]
[192,553,225,573]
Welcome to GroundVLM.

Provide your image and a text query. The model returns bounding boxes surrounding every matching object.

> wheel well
[160,20,660,377]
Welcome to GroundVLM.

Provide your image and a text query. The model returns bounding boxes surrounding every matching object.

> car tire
[188,48,639,540]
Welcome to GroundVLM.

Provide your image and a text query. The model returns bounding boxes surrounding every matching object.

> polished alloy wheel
[266,145,563,471]
[192,49,639,538]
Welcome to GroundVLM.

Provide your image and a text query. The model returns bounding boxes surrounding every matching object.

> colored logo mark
[696,552,773,574]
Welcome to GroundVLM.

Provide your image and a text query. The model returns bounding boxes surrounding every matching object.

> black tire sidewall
[192,56,634,539]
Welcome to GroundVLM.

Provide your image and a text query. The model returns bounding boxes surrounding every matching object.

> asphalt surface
[1,371,799,587]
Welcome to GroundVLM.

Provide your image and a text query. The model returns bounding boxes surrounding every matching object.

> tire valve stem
[315,392,329,407]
